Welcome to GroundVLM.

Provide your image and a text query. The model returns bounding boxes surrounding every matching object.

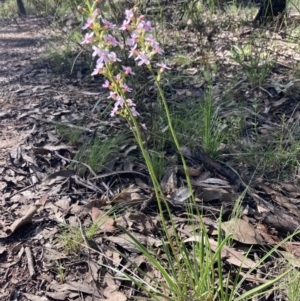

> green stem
[151,69,194,201]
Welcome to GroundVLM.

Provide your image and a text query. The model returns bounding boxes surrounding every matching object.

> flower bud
[77,5,84,12]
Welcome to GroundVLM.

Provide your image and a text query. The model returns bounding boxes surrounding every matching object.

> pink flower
[145,35,158,47]
[157,63,171,72]
[102,80,111,88]
[114,73,122,83]
[115,95,124,107]
[120,19,131,30]
[131,107,139,116]
[81,32,94,44]
[153,46,164,55]
[135,52,150,65]
[102,18,116,29]
[82,17,94,30]
[137,20,153,32]
[122,84,132,92]
[92,8,101,18]
[91,63,104,75]
[128,44,138,58]
[104,34,119,46]
[96,49,110,64]
[110,106,119,117]
[125,9,134,20]
[108,91,117,99]
[92,46,102,57]
[122,66,135,75]
[126,98,135,106]
[126,32,139,46]
[108,51,121,62]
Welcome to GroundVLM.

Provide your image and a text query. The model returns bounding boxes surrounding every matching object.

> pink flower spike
[120,19,131,30]
[82,17,94,30]
[81,32,94,44]
[104,34,119,47]
[135,52,150,66]
[102,18,116,29]
[125,9,134,20]
[108,51,121,62]
[122,84,133,92]
[122,66,135,75]
[102,80,111,89]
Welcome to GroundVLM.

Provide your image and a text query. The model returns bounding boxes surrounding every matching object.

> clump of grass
[56,124,84,146]
[71,130,133,175]
[230,43,273,87]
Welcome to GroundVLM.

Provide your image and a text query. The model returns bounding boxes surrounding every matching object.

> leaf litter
[1,4,300,301]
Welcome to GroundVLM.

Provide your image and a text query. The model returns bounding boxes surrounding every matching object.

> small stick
[25,247,35,277]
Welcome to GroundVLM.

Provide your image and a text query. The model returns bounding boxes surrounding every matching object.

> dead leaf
[160,167,177,194]
[45,291,68,300]
[171,187,193,204]
[222,219,265,245]
[106,291,127,301]
[184,237,256,269]
[22,293,49,301]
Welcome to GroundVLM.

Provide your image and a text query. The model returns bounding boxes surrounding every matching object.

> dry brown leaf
[124,211,156,234]
[106,291,127,301]
[45,291,68,300]
[113,185,145,203]
[22,293,49,301]
[160,167,177,194]
[171,187,193,204]
[184,236,256,269]
[197,187,235,203]
[222,219,265,245]
[91,207,103,222]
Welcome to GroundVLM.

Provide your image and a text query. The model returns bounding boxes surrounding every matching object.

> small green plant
[285,263,300,301]
[56,124,83,146]
[72,130,132,175]
[231,44,273,87]
[201,86,226,158]
[55,261,66,283]
[60,226,82,254]
[149,150,166,181]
